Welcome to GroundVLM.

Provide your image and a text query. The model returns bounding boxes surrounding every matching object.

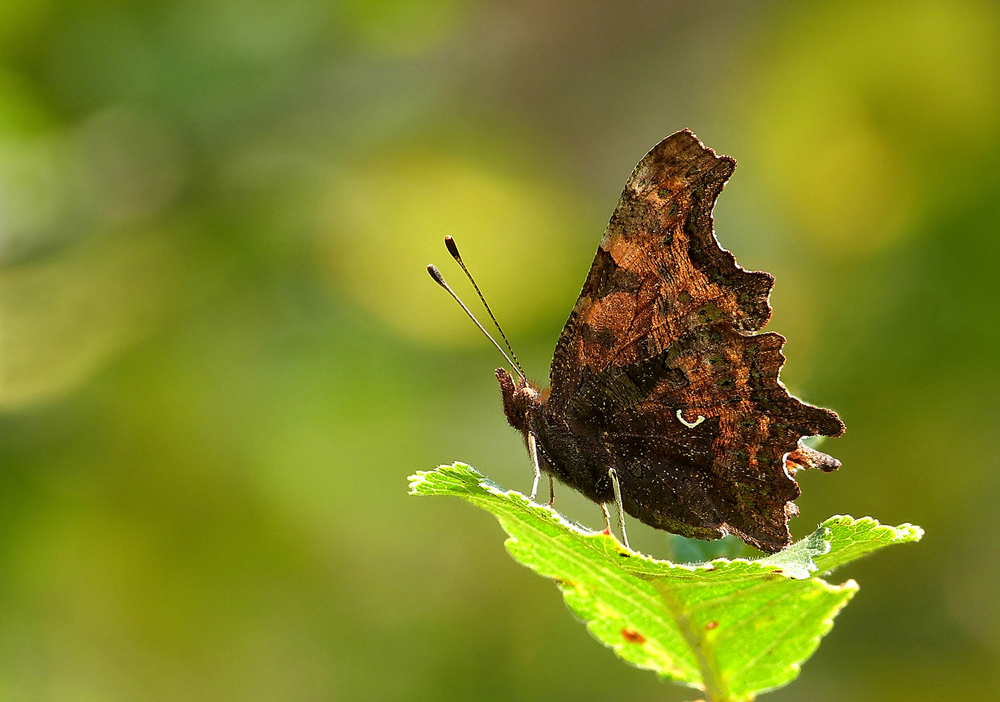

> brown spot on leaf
[621,627,646,644]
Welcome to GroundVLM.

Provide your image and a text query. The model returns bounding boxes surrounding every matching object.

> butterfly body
[498,130,844,554]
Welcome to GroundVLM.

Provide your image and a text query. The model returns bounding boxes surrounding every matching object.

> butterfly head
[496,368,541,434]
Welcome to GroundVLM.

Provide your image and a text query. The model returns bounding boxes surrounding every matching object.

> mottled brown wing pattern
[548,129,773,410]
[543,129,844,552]
[601,326,841,551]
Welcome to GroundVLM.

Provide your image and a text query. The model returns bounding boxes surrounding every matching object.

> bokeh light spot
[320,150,595,347]
[746,0,1000,258]
[0,231,179,408]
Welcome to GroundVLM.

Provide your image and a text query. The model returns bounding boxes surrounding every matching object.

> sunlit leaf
[409,463,922,701]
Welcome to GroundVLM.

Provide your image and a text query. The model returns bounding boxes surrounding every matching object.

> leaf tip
[406,469,432,494]
[895,523,925,542]
[821,514,925,544]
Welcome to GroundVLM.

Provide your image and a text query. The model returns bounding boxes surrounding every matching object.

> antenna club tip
[427,264,446,286]
[444,236,462,261]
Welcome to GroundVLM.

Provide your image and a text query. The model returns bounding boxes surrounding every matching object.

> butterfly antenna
[443,236,526,378]
[427,264,525,381]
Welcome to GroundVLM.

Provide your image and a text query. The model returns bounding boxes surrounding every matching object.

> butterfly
[433,129,844,554]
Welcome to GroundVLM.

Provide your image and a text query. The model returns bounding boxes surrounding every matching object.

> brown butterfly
[430,129,843,554]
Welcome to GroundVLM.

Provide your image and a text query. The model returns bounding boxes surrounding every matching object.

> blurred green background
[1,0,997,700]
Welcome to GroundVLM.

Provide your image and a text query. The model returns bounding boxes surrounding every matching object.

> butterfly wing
[563,323,843,552]
[548,129,774,406]
[544,130,843,553]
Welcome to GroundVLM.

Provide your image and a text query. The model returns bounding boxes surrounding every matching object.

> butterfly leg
[528,433,542,501]
[608,467,630,549]
[546,475,555,507]
[601,502,613,533]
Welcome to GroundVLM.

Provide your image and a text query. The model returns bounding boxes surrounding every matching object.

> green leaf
[409,463,922,702]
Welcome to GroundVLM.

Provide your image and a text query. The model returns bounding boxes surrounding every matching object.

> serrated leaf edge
[410,463,922,700]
